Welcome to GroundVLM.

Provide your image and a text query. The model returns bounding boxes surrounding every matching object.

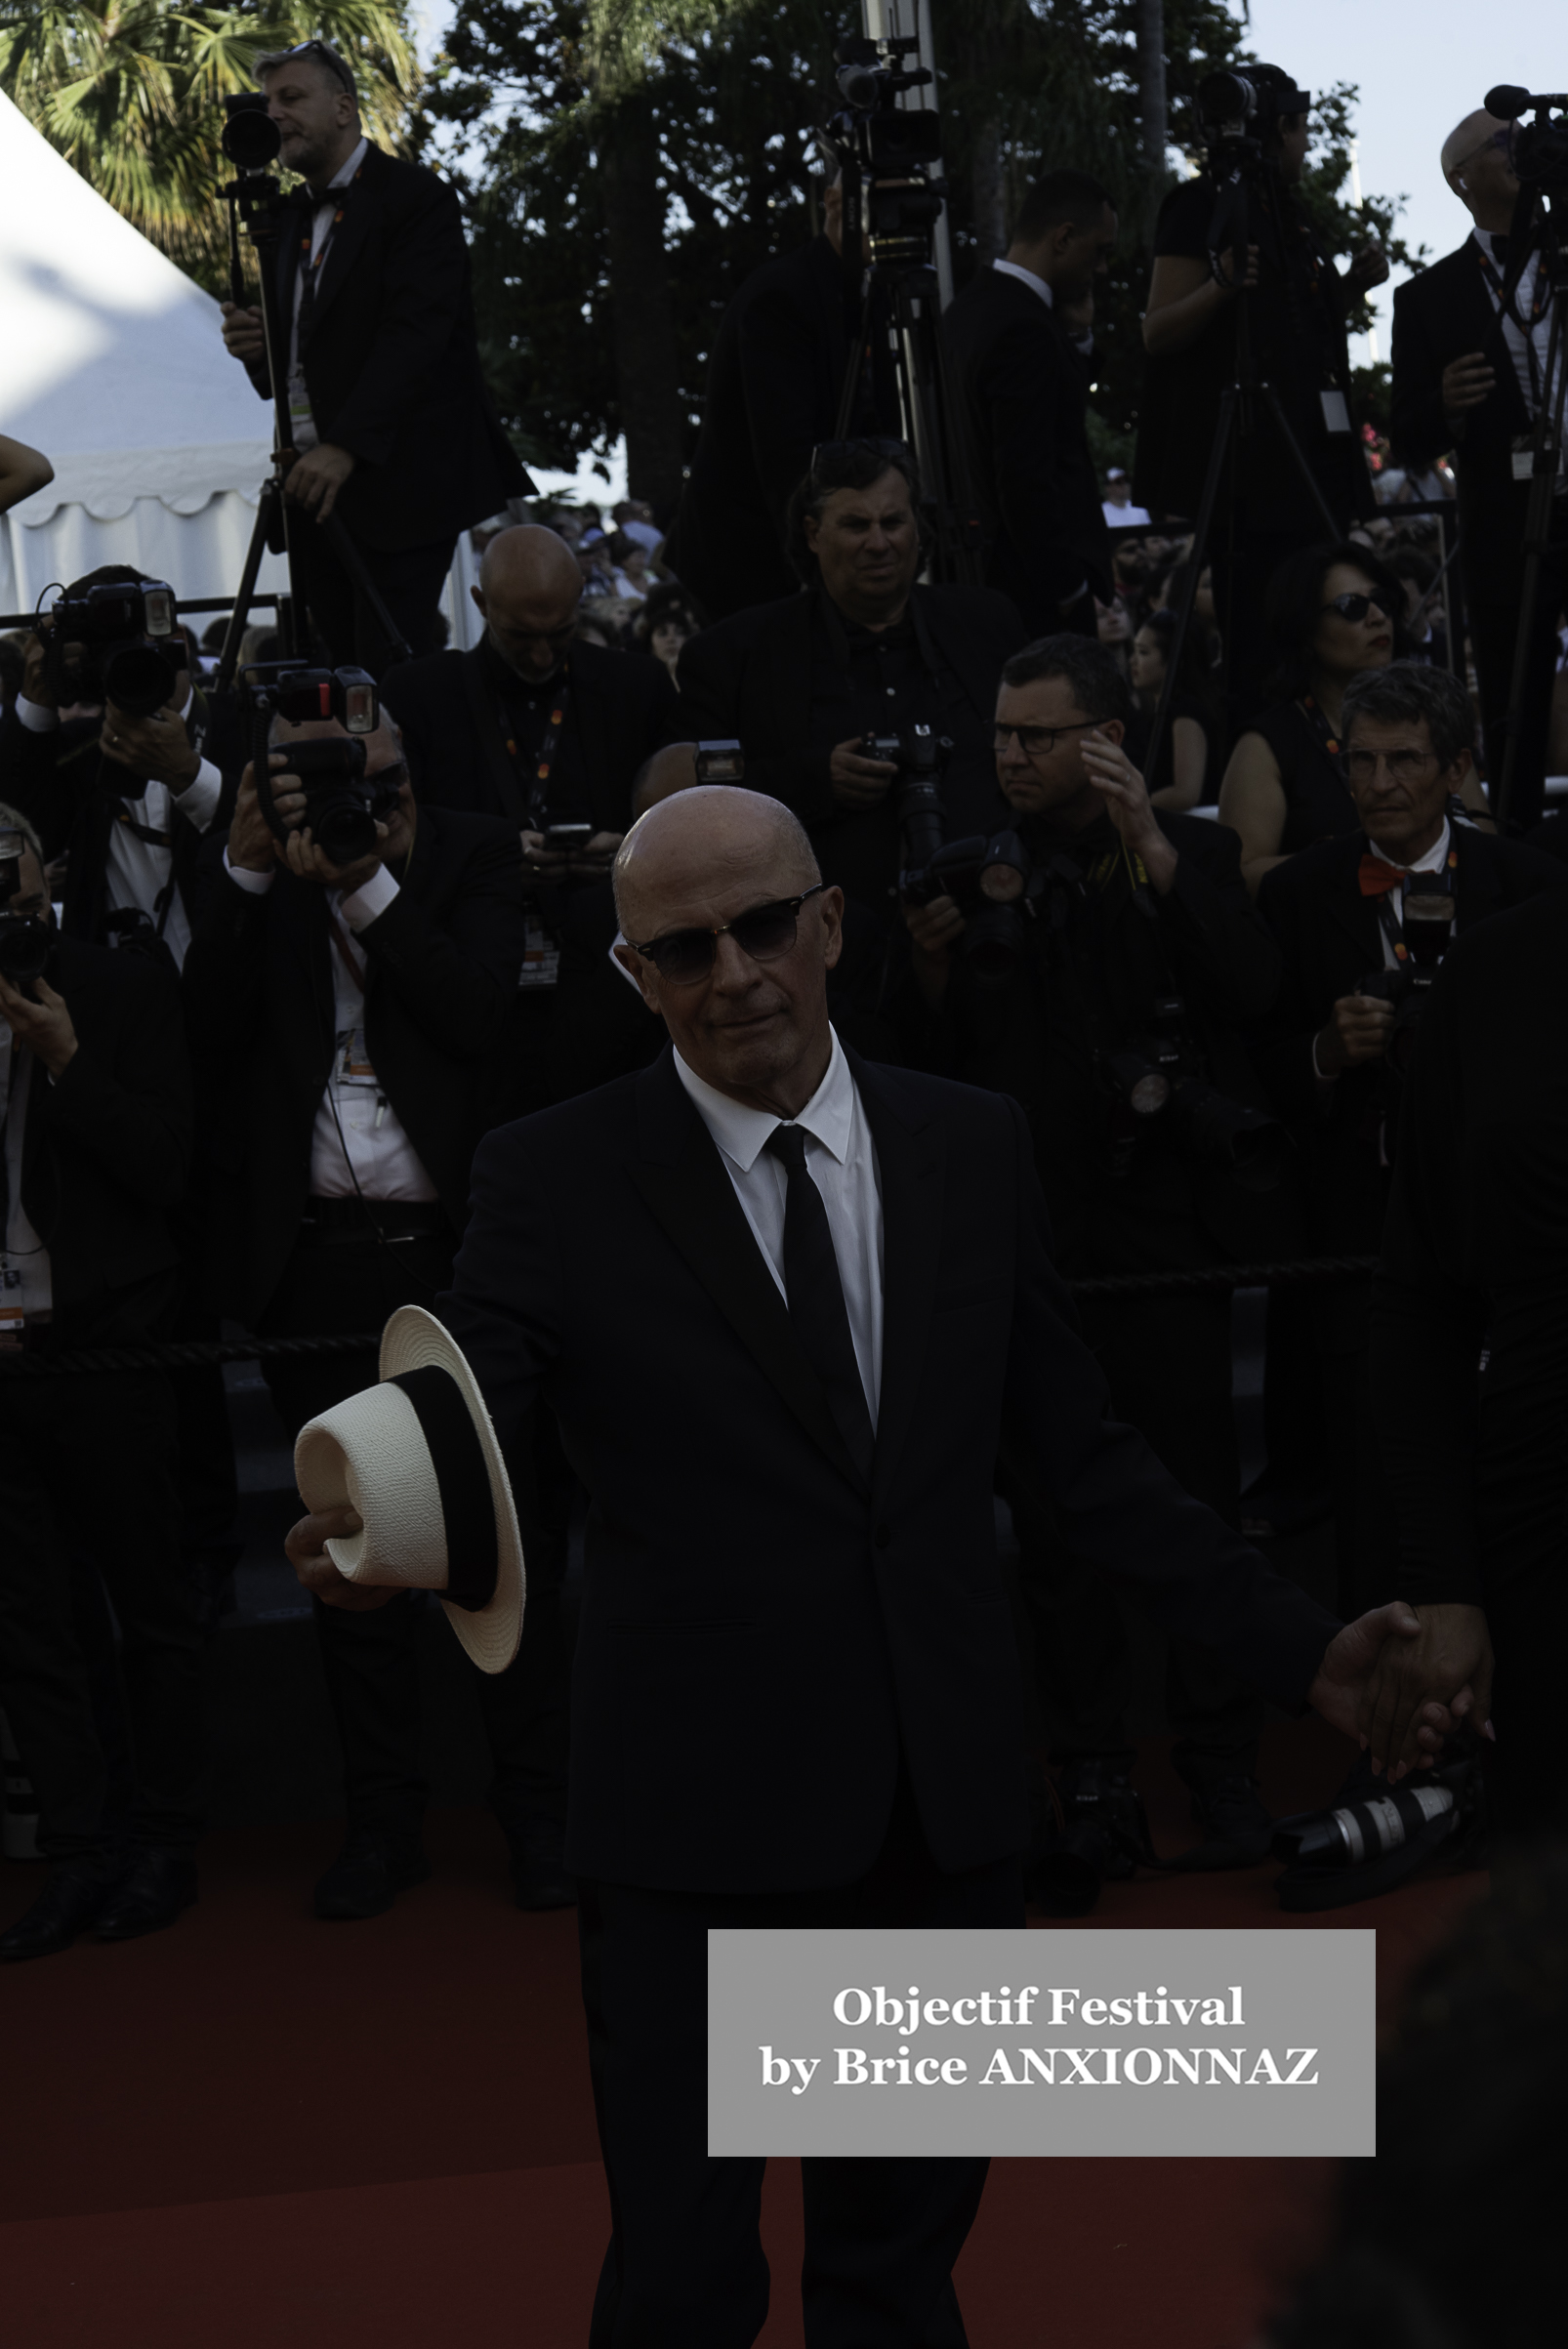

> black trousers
[0,1365,204,1861]
[1004,1289,1260,1793]
[1465,489,1568,831]
[579,1764,1024,2349]
[290,516,457,678]
[259,1221,570,1838]
[1309,1280,1401,1621]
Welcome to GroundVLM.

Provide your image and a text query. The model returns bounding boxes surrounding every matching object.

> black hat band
[387,1365,498,1612]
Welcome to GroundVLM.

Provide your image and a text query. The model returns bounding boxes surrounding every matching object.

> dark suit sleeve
[676,628,835,823]
[996,1097,1340,1702]
[0,711,91,863]
[357,836,523,1060]
[967,309,1100,610]
[1389,278,1456,471]
[46,959,192,1209]
[1256,862,1338,1125]
[737,276,841,537]
[317,179,475,469]
[181,862,270,1060]
[1157,820,1282,1022]
[437,1124,565,1462]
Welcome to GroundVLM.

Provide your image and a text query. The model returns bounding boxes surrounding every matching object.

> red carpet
[0,1720,1484,2347]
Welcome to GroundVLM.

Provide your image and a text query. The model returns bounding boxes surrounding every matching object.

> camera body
[221,91,283,176]
[902,830,1036,978]
[1099,994,1290,1191]
[1484,86,1568,194]
[829,34,946,269]
[249,666,390,866]
[43,580,182,720]
[0,827,51,986]
[1194,67,1311,164]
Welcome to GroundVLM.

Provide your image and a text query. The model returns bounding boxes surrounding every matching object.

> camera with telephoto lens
[1356,886,1455,1072]
[901,831,1037,978]
[41,579,182,719]
[1099,993,1291,1190]
[249,666,389,866]
[828,35,945,268]
[1194,67,1312,164]
[0,827,51,986]
[1485,85,1568,194]
[221,90,283,175]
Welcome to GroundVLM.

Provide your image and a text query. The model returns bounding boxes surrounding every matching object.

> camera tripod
[1138,159,1343,794]
[214,155,410,700]
[1492,178,1568,829]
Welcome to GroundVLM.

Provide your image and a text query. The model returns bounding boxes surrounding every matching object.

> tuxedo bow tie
[1358,855,1410,898]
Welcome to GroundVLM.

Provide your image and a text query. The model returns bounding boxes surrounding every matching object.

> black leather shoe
[1171,1773,1274,1871]
[313,1830,431,1921]
[96,1847,198,1940]
[1,1862,125,1961]
[507,1820,575,1913]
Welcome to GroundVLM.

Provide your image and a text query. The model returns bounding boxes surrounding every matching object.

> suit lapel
[1325,836,1382,979]
[305,146,381,337]
[630,1052,868,1496]
[846,1051,946,1503]
[1453,825,1501,929]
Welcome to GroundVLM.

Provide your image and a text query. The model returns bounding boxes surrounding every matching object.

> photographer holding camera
[1,567,236,967]
[677,440,1025,1052]
[0,809,206,1961]
[1390,108,1567,827]
[182,695,571,1917]
[1257,664,1565,1618]
[901,635,1290,1870]
[218,41,528,669]
[1135,65,1384,721]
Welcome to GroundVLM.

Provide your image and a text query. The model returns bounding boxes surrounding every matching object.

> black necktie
[763,1123,875,1484]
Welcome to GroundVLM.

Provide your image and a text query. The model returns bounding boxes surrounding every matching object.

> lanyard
[298,167,361,347]
[1475,245,1549,409]
[1297,693,1349,786]
[497,669,571,827]
[329,904,369,995]
[1373,845,1459,964]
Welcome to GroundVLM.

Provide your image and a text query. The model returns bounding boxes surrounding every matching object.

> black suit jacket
[941,268,1112,629]
[441,1046,1339,1890]
[1390,243,1530,598]
[1258,824,1567,1254]
[246,144,529,553]
[13,936,192,1343]
[664,236,861,621]
[182,806,524,1323]
[676,584,1026,899]
[381,639,681,833]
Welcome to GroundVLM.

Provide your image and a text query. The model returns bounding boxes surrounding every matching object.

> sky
[414,0,1561,494]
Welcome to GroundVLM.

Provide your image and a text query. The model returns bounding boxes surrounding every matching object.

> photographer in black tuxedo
[942,169,1119,636]
[1390,109,1566,827]
[677,440,1025,1054]
[0,811,205,1962]
[183,709,570,1917]
[289,783,1463,2338]
[901,636,1292,1870]
[219,41,529,669]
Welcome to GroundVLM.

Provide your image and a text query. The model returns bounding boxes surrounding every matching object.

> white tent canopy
[0,90,478,644]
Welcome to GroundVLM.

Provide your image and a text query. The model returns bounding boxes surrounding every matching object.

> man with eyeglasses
[900,633,1297,1875]
[1257,662,1564,1623]
[287,777,1465,2332]
[678,439,1025,1055]
[1391,108,1566,827]
[220,41,529,672]
[181,710,575,1922]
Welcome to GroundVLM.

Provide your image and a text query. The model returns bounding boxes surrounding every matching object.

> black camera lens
[222,94,283,173]
[312,799,380,866]
[102,640,179,720]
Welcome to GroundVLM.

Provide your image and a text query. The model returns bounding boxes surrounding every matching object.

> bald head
[612,787,817,940]
[1442,111,1516,218]
[631,742,700,820]
[472,527,583,680]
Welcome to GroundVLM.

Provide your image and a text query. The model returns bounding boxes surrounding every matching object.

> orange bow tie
[1358,855,1408,898]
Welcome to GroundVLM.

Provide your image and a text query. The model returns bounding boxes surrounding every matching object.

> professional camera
[1099,994,1291,1189]
[221,90,283,176]
[41,579,182,719]
[828,35,945,269]
[1194,66,1311,163]
[0,827,51,986]
[1485,85,1568,193]
[901,832,1036,977]
[248,666,389,865]
[1357,886,1455,1072]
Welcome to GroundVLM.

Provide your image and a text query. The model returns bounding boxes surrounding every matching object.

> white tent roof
[0,86,270,526]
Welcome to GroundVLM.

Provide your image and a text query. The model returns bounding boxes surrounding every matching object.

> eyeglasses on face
[1345,746,1438,785]
[1459,126,1514,171]
[1320,592,1391,624]
[631,884,826,986]
[990,718,1099,760]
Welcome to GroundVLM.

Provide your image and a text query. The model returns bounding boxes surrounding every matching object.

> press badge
[518,912,560,990]
[1511,434,1562,483]
[336,1027,378,1088]
[1319,390,1351,435]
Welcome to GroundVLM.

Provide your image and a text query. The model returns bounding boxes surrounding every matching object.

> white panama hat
[294,1304,524,1674]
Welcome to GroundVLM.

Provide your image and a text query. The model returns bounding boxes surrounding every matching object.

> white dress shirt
[1472,227,1559,430]
[223,850,438,1201]
[674,1028,885,1424]
[288,135,369,451]
[16,696,222,972]
[0,1037,51,1320]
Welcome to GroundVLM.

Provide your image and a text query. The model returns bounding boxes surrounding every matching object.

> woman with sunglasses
[1219,540,1442,895]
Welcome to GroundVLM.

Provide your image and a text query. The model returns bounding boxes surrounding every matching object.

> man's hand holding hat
[286,1504,397,1611]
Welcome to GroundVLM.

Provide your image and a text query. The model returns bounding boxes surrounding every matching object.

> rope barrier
[0,1257,1382,1376]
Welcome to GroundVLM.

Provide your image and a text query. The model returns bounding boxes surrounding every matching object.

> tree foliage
[0,2,420,290]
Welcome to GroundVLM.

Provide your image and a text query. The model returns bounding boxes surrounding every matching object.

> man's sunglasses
[1321,592,1391,624]
[990,718,1099,759]
[266,39,357,97]
[631,885,825,986]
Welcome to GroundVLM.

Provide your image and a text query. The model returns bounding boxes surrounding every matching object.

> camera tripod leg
[213,476,290,703]
[1494,282,1568,829]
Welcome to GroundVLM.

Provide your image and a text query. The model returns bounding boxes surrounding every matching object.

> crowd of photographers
[1,44,1566,1982]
